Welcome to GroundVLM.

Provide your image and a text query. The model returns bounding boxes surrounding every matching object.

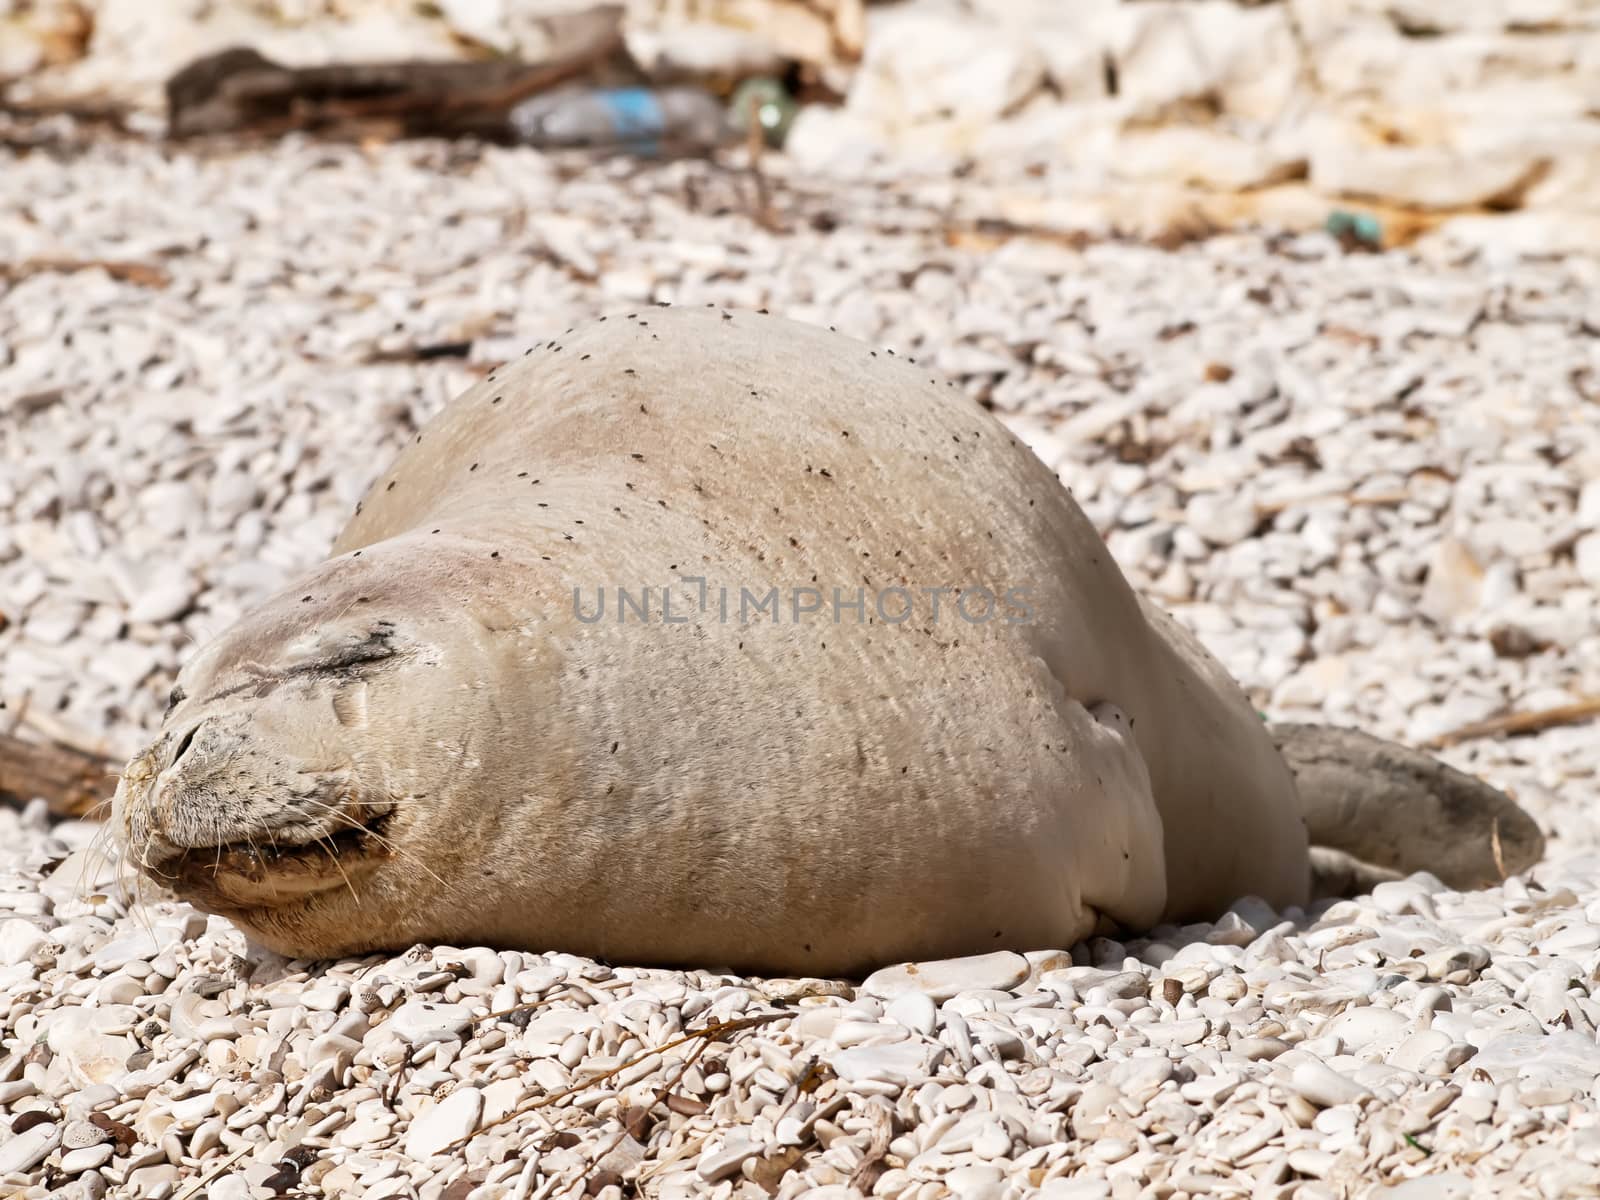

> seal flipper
[1270,723,1545,893]
[1307,846,1404,901]
[1075,700,1167,932]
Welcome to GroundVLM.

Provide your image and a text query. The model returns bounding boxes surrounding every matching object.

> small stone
[1419,537,1484,624]
[1233,1037,1289,1062]
[696,1133,759,1182]
[58,1143,114,1173]
[169,1092,218,1124]
[208,1177,253,1200]
[945,1164,1004,1200]
[1186,492,1258,546]
[1144,1018,1210,1047]
[860,951,1029,1002]
[301,981,351,1011]
[39,849,119,904]
[885,990,938,1036]
[60,1118,112,1149]
[1090,1137,1133,1164]
[387,999,475,1046]
[829,1041,939,1086]
[0,1080,39,1104]
[1378,1174,1475,1199]
[45,1009,136,1087]
[1575,533,1600,589]
[91,928,176,971]
[405,1085,483,1159]
[971,1118,1012,1159]
[1328,1007,1409,1054]
[0,917,48,966]
[126,567,195,623]
[0,1123,60,1174]
[1290,1062,1372,1108]
[127,1164,181,1195]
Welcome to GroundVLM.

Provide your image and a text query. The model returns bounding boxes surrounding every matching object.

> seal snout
[115,712,393,914]
[129,786,393,912]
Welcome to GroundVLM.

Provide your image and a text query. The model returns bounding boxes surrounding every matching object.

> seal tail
[1267,723,1546,899]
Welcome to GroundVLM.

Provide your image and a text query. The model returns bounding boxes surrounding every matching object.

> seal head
[113,534,534,955]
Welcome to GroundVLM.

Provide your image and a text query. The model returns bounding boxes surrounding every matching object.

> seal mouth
[147,809,395,910]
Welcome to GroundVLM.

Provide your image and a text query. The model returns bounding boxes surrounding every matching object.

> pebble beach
[3,121,1600,1200]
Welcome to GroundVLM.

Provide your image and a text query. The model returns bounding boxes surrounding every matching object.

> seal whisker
[291,795,449,890]
[211,813,226,878]
[378,844,446,890]
[316,837,362,907]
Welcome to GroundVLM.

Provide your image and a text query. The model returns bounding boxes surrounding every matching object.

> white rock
[1472,1030,1600,1089]
[1289,1061,1372,1108]
[60,1119,111,1150]
[44,1008,136,1087]
[136,480,199,538]
[125,566,195,623]
[1419,536,1485,623]
[169,1091,219,1124]
[300,981,351,1011]
[1186,492,1259,546]
[860,951,1029,1002]
[1107,0,1301,123]
[58,1144,114,1174]
[39,849,119,904]
[945,1163,1005,1200]
[404,1085,483,1159]
[1378,1173,1475,1199]
[91,927,177,971]
[1309,115,1550,211]
[829,1040,940,1086]
[207,1176,253,1200]
[0,917,48,966]
[0,1080,39,1104]
[848,6,1045,127]
[1328,1007,1409,1055]
[386,999,475,1046]
[696,1133,760,1183]
[1575,532,1600,588]
[885,989,938,1036]
[0,1123,60,1174]
[511,965,563,994]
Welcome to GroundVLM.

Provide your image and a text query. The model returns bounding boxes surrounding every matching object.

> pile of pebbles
[2,123,1598,1198]
[6,811,1600,1199]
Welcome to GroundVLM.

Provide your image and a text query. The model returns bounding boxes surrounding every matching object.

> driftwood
[1425,696,1600,749]
[0,257,171,288]
[0,730,118,819]
[165,4,631,140]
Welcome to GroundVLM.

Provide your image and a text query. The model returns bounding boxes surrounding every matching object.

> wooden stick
[1426,696,1600,750]
[0,258,170,287]
[0,730,118,819]
[164,7,628,142]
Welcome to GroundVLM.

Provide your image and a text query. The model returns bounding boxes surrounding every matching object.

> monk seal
[111,308,1543,975]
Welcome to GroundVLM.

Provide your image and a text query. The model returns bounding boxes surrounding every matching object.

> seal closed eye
[169,726,198,766]
[112,308,1544,976]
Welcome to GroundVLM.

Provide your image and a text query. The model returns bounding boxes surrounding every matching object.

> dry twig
[0,258,170,287]
[1426,696,1600,749]
[437,1007,798,1158]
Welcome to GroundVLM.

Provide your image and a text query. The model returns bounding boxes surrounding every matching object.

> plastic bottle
[507,85,732,153]
[728,76,797,149]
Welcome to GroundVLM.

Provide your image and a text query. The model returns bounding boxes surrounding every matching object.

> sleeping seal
[112,308,1543,974]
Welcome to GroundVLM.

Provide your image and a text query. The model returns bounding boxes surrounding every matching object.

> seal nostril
[171,725,199,766]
